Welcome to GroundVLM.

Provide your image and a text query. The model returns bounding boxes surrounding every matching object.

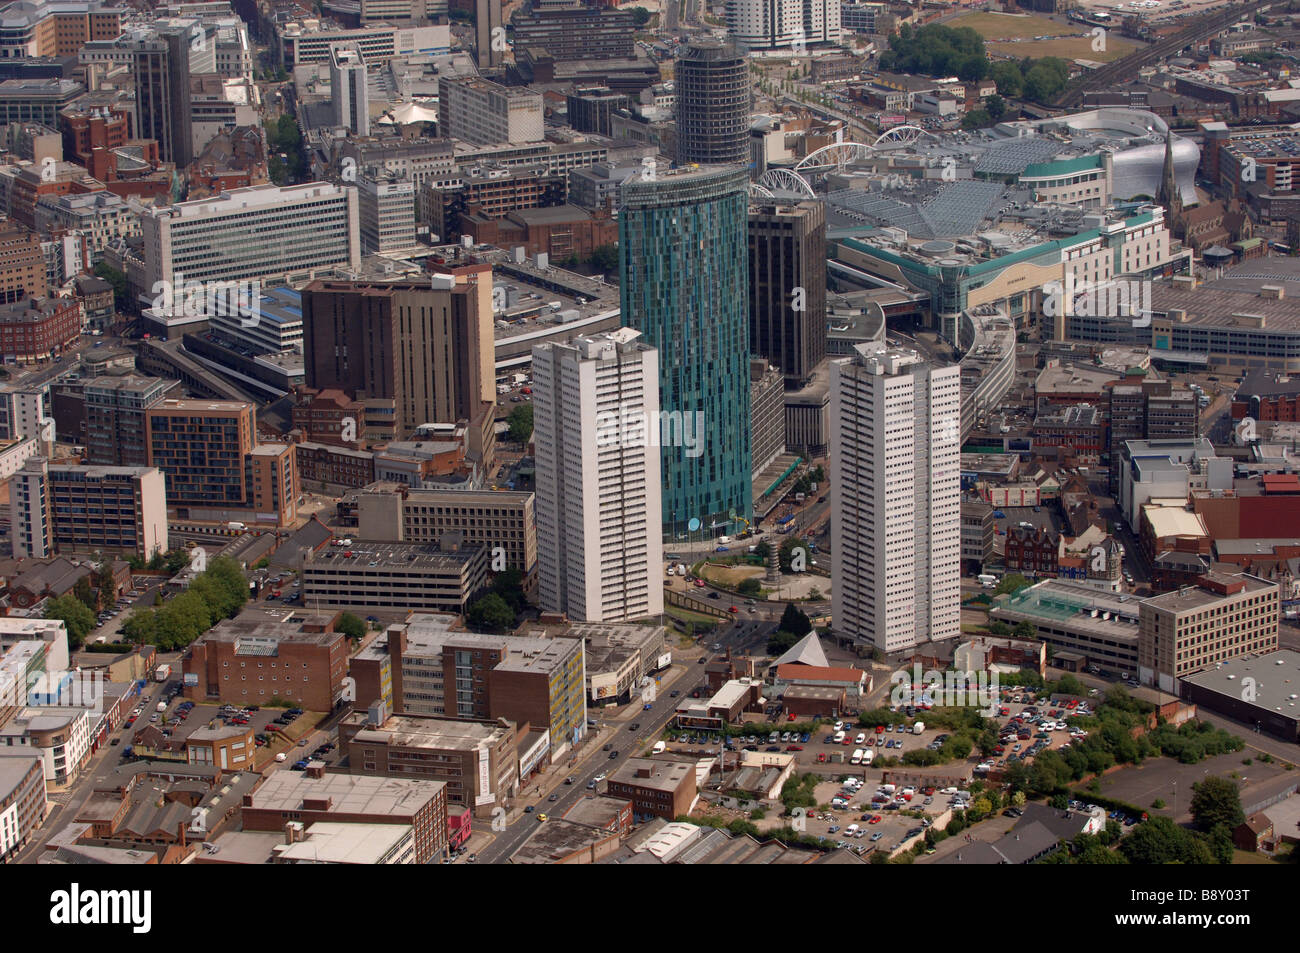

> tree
[465,593,515,633]
[93,262,129,312]
[1013,620,1036,640]
[779,536,810,572]
[779,603,812,638]
[1119,816,1218,865]
[984,93,1006,122]
[490,567,528,613]
[753,541,772,560]
[991,60,1024,99]
[507,404,533,445]
[74,577,98,612]
[590,244,618,273]
[337,612,366,641]
[995,573,1029,595]
[767,630,800,655]
[738,577,761,597]
[1190,776,1244,833]
[46,594,95,648]
[630,5,651,25]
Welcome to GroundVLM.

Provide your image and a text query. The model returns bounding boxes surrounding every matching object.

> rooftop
[244,770,445,818]
[1181,649,1300,716]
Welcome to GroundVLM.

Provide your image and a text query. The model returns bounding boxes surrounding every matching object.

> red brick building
[459,205,617,262]
[292,386,368,448]
[1232,369,1300,423]
[1004,526,1060,576]
[0,295,80,364]
[182,617,350,711]
[606,758,697,820]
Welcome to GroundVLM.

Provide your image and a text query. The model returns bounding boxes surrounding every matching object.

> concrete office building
[620,166,752,535]
[129,22,215,166]
[339,711,519,815]
[355,483,537,578]
[83,374,171,467]
[301,270,494,439]
[532,328,663,623]
[831,344,962,651]
[141,183,360,294]
[9,458,168,560]
[240,770,448,863]
[279,20,450,68]
[510,4,636,62]
[357,172,416,256]
[748,201,827,387]
[566,87,630,137]
[351,614,587,756]
[674,38,751,166]
[438,75,543,146]
[1139,570,1279,693]
[474,0,503,69]
[360,0,443,24]
[750,359,786,477]
[330,45,369,136]
[0,79,83,127]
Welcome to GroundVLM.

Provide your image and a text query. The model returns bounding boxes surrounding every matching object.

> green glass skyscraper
[619,165,753,538]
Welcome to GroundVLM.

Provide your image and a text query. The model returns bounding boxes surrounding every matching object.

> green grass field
[952,10,1139,62]
[953,11,1074,39]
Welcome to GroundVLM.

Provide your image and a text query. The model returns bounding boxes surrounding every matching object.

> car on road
[729,606,739,613]
[629,723,640,731]
[609,750,619,759]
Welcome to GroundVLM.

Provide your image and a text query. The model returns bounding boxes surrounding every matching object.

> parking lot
[129,694,329,768]
[780,776,955,856]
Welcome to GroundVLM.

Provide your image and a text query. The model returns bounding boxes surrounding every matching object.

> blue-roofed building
[209,285,304,355]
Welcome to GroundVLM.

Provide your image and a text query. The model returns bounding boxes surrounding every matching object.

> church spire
[1158,129,1181,219]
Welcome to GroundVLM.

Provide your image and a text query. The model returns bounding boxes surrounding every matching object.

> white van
[833,730,846,744]
[851,748,864,765]
[651,741,667,755]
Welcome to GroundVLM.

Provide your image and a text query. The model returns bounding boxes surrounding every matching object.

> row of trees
[118,557,248,651]
[879,24,1072,104]
[43,561,122,649]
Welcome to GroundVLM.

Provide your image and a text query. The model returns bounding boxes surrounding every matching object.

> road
[475,663,706,863]
[14,678,171,863]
